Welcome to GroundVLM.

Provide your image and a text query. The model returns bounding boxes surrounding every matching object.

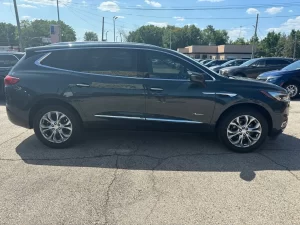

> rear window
[40,48,138,77]
[0,55,19,67]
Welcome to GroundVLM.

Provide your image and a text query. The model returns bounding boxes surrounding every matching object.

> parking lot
[0,99,300,225]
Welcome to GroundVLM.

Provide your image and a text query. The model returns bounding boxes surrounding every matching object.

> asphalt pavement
[0,99,300,225]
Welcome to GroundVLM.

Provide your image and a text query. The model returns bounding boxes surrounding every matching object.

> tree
[231,37,249,45]
[201,25,229,45]
[259,31,282,57]
[20,19,76,48]
[127,25,164,46]
[0,23,18,46]
[84,31,98,41]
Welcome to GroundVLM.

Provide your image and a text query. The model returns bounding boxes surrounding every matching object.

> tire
[33,105,81,148]
[218,108,268,153]
[283,83,299,99]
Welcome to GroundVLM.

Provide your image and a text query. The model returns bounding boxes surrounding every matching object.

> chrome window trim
[95,114,203,124]
[34,46,216,82]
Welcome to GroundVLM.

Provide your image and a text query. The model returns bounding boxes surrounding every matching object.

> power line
[66,1,300,11]
[66,4,300,20]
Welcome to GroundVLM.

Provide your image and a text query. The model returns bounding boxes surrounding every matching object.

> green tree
[231,37,249,45]
[201,25,229,45]
[0,22,18,46]
[127,25,164,47]
[259,31,282,57]
[84,31,98,41]
[20,19,76,48]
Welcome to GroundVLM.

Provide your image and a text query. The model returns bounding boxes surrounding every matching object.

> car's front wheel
[33,105,81,148]
[283,83,299,99]
[218,109,268,153]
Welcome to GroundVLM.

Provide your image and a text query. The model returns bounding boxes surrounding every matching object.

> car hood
[221,66,243,71]
[227,75,285,91]
[210,65,224,70]
[258,69,295,78]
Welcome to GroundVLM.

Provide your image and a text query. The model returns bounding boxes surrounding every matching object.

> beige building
[177,45,252,60]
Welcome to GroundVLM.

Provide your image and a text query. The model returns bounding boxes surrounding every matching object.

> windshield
[282,60,300,71]
[221,60,235,66]
[240,58,257,67]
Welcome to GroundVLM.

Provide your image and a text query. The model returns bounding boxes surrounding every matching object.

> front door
[247,59,267,78]
[142,50,216,124]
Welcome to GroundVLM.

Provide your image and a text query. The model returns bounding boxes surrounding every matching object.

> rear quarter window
[40,48,138,77]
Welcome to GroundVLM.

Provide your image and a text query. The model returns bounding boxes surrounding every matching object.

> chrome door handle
[150,87,163,91]
[76,83,90,88]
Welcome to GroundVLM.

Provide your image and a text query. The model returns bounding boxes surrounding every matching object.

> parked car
[204,60,228,68]
[194,59,203,63]
[0,52,24,97]
[5,42,289,153]
[199,59,212,65]
[257,60,300,99]
[219,57,293,79]
[210,59,248,73]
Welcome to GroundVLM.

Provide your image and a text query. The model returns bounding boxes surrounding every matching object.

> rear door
[141,49,216,124]
[40,48,146,122]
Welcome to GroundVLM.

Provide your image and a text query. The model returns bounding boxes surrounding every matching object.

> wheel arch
[29,98,83,128]
[215,103,273,135]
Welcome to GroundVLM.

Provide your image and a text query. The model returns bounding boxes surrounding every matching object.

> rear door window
[266,59,290,67]
[0,55,19,67]
[41,48,138,77]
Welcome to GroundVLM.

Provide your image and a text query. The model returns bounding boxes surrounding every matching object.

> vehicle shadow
[15,126,300,181]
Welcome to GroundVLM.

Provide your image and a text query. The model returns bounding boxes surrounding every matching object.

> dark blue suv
[257,60,300,99]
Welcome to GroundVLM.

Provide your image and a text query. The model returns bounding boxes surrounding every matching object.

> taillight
[4,75,19,86]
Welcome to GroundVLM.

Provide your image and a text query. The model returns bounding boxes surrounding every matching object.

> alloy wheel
[227,115,262,148]
[285,84,298,98]
[39,111,73,143]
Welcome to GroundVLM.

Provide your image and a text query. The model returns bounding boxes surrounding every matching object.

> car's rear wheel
[218,109,268,153]
[283,83,299,99]
[33,105,81,148]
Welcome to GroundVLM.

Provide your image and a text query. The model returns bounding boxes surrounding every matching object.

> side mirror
[189,72,206,87]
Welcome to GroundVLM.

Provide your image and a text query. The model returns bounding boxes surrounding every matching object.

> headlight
[220,70,228,75]
[266,77,279,82]
[262,91,290,102]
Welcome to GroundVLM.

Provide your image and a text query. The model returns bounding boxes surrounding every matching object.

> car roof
[254,57,293,61]
[26,42,167,53]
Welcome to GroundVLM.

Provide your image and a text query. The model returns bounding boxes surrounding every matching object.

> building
[177,45,252,60]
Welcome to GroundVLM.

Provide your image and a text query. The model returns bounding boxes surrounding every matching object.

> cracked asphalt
[1,100,300,225]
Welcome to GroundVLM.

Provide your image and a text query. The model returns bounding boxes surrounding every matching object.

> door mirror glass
[189,72,206,86]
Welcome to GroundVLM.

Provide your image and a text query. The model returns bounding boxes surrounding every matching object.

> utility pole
[106,31,109,41]
[13,0,23,51]
[56,0,61,42]
[102,17,105,41]
[251,14,259,59]
[120,32,122,42]
[113,16,118,42]
[293,33,297,59]
[169,30,172,49]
